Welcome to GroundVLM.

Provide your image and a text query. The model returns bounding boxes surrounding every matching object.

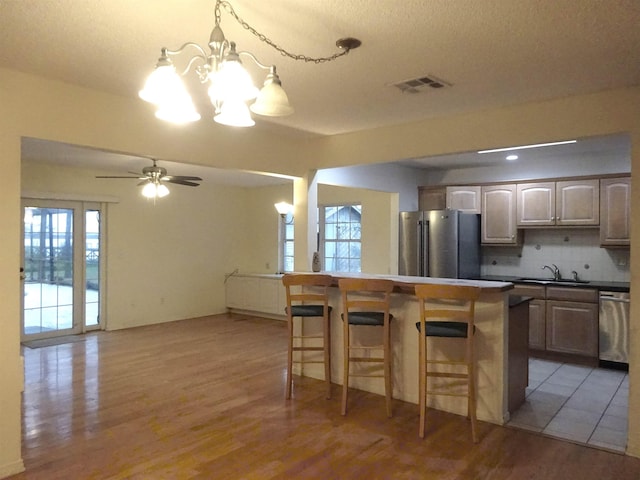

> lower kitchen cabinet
[225,274,286,317]
[527,299,546,350]
[510,284,599,360]
[545,300,599,357]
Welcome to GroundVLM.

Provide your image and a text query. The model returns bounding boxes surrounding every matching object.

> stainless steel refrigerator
[399,209,480,279]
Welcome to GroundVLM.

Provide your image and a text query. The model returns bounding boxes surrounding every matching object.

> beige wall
[240,183,293,274]
[21,160,252,330]
[318,185,399,275]
[1,66,639,476]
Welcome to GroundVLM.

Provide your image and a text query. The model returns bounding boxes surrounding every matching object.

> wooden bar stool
[282,273,333,399]
[339,278,394,417]
[414,283,481,442]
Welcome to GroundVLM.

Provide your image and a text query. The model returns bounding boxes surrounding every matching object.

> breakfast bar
[288,273,516,425]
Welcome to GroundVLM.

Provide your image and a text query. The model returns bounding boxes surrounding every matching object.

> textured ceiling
[3,1,639,178]
[2,0,639,136]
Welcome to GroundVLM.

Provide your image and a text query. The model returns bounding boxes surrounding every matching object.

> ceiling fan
[96,159,202,198]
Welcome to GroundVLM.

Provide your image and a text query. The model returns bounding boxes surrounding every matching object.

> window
[319,204,362,272]
[280,214,294,272]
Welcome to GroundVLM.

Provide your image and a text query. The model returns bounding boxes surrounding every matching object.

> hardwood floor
[10,313,640,479]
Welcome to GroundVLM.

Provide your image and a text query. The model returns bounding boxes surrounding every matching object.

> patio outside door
[21,200,103,341]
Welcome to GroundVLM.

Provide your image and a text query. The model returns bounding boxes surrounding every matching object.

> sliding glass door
[21,200,104,340]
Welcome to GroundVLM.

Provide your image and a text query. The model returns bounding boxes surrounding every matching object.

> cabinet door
[225,275,248,308]
[418,186,446,211]
[258,279,281,314]
[446,186,482,213]
[600,177,630,246]
[546,301,598,357]
[556,179,599,226]
[528,299,546,350]
[481,185,519,244]
[517,182,555,226]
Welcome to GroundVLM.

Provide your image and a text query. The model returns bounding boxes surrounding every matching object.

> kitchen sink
[517,277,590,285]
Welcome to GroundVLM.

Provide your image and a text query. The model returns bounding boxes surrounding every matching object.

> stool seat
[288,305,332,317]
[415,321,474,338]
[343,311,392,326]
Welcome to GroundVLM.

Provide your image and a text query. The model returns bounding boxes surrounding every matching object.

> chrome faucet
[542,264,561,280]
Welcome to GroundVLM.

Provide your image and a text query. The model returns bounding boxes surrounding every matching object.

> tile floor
[507,358,629,452]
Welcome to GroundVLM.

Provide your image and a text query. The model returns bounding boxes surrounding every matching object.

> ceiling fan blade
[137,179,151,186]
[162,175,203,181]
[96,175,143,179]
[163,178,201,187]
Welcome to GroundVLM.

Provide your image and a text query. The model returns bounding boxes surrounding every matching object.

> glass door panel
[23,205,79,337]
[85,210,100,328]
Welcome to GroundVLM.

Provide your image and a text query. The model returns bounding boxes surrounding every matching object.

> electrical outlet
[265,262,270,270]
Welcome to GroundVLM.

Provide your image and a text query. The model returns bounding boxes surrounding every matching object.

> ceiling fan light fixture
[140,0,359,127]
[141,181,170,198]
[156,184,170,197]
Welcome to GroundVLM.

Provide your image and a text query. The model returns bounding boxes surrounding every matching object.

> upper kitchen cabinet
[446,186,481,213]
[517,182,555,226]
[517,179,599,227]
[481,184,520,244]
[600,176,631,246]
[418,186,446,211]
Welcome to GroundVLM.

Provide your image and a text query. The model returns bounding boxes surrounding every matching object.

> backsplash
[481,229,630,283]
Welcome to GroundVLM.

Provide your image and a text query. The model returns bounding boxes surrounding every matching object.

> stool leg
[384,320,392,418]
[341,322,350,415]
[286,315,294,399]
[419,332,427,438]
[468,344,478,443]
[324,311,331,399]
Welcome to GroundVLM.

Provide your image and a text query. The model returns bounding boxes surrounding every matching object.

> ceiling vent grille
[390,74,452,94]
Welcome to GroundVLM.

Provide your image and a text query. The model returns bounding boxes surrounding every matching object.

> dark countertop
[477,275,630,293]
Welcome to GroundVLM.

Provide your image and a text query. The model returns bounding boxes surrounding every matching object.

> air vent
[390,74,452,94]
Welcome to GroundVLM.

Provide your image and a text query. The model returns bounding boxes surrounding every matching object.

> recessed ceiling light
[478,140,577,154]
[506,154,518,161]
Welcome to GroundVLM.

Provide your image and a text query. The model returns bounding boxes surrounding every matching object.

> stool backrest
[414,283,480,331]
[282,273,333,307]
[339,278,394,313]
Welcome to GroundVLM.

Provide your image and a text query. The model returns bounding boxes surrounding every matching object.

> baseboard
[0,459,25,478]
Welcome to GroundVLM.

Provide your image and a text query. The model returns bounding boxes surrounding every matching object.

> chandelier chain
[217,1,351,64]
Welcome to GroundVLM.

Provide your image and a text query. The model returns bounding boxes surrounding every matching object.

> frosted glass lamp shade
[250,66,293,117]
[274,202,293,215]
[209,58,258,104]
[141,182,170,198]
[139,63,182,105]
[214,99,255,127]
[251,78,294,117]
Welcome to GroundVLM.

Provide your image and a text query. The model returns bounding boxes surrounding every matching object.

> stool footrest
[426,372,468,379]
[292,346,324,351]
[349,356,384,362]
[426,390,469,397]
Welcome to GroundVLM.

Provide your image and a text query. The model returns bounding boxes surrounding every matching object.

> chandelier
[139,0,361,127]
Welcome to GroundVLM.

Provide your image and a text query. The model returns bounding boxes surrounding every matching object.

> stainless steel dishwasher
[599,291,630,367]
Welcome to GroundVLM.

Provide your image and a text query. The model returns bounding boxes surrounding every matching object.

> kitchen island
[227,272,519,425]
